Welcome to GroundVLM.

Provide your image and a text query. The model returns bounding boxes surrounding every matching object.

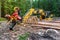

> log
[31,25,60,30]
[37,22,60,27]
[49,20,60,23]
[30,21,60,30]
[28,21,60,27]
[54,21,60,23]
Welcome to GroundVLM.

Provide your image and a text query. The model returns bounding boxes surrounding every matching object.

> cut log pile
[26,16,39,24]
[31,21,60,30]
[23,16,60,30]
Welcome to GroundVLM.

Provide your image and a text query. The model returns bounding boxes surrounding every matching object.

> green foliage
[18,33,29,40]
[32,0,60,17]
[1,0,60,17]
[0,18,6,21]
[1,0,31,17]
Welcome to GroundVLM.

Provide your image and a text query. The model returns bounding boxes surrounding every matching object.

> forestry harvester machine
[22,8,53,24]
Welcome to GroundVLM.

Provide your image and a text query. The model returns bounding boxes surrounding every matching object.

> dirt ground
[0,17,60,40]
[0,22,46,40]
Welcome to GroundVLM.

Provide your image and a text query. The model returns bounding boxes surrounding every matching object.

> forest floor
[0,21,44,40]
[0,17,60,40]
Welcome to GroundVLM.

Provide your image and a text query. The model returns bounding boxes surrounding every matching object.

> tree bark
[1,0,5,17]
[0,1,1,18]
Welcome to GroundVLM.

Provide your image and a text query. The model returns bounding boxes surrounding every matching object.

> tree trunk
[0,7,1,18]
[0,1,1,18]
[1,0,5,17]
